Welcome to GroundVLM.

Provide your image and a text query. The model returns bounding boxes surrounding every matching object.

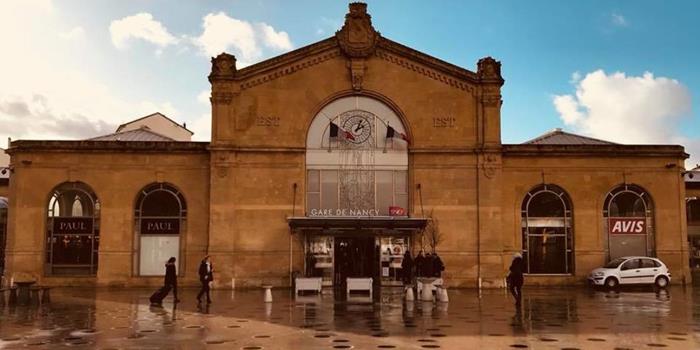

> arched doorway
[521,184,574,274]
[46,182,100,275]
[604,184,654,260]
[135,183,186,276]
[303,95,412,288]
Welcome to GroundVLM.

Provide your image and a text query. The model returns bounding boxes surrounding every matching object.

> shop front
[289,218,426,290]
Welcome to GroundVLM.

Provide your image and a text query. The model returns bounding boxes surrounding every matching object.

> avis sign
[389,206,406,216]
[609,218,646,234]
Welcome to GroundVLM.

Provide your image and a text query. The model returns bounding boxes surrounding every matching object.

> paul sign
[141,218,180,235]
[53,217,93,234]
[609,218,646,234]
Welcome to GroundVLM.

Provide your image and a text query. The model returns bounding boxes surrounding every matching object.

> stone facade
[2,3,690,288]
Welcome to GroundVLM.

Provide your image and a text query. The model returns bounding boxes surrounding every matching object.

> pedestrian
[414,250,425,277]
[197,255,214,304]
[401,250,414,285]
[432,253,445,278]
[508,252,525,307]
[164,257,180,303]
[423,252,435,278]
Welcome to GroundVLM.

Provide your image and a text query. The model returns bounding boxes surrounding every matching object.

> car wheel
[604,277,619,289]
[655,276,669,288]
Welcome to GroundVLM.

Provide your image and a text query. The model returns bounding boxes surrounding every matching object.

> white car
[588,256,671,288]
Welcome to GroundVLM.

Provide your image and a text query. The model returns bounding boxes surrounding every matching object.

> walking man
[197,255,213,304]
[508,252,525,307]
[164,257,180,303]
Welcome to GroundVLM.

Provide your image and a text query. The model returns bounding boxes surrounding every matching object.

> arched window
[304,95,411,286]
[604,184,654,259]
[46,182,100,275]
[521,184,574,274]
[135,183,186,276]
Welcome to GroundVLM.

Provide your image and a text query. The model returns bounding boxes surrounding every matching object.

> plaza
[1,286,700,349]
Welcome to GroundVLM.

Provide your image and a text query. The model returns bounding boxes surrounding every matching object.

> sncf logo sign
[609,218,646,234]
[389,206,406,216]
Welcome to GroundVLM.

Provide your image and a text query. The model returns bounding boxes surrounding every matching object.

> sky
[0,0,698,167]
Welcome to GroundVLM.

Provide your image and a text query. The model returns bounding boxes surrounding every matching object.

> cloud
[553,70,697,167]
[197,90,210,105]
[59,26,85,41]
[193,12,292,66]
[611,13,628,27]
[0,2,184,145]
[110,13,177,50]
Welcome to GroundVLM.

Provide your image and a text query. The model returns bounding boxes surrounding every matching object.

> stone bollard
[262,285,273,303]
[405,286,414,302]
[438,286,449,303]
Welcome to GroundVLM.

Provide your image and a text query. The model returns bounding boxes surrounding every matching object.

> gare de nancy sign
[310,206,406,217]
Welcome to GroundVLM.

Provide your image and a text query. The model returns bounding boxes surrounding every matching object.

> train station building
[1,3,690,288]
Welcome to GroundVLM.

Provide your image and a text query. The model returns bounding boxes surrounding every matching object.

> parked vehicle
[588,256,671,288]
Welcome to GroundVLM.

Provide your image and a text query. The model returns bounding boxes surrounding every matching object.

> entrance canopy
[288,216,427,232]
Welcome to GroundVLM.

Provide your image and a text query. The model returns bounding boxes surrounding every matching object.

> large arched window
[135,183,186,276]
[521,184,574,274]
[0,197,7,276]
[604,184,654,259]
[46,182,100,275]
[304,95,411,286]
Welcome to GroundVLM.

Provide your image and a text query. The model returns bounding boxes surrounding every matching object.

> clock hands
[354,121,365,133]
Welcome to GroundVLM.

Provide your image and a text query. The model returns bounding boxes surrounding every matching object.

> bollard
[405,286,414,302]
[263,285,273,303]
[439,287,449,303]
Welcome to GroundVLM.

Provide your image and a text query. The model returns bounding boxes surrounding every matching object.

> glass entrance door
[333,236,377,290]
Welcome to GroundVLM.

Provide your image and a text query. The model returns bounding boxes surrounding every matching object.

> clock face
[341,114,372,144]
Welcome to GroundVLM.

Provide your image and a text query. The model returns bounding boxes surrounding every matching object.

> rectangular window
[320,170,338,211]
[376,171,393,215]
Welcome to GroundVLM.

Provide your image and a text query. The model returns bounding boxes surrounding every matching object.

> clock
[341,113,372,144]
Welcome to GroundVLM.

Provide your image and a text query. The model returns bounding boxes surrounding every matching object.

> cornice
[239,48,342,91]
[503,144,688,158]
[377,37,479,85]
[7,140,210,154]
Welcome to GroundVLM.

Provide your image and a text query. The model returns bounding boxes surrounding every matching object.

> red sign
[609,218,646,234]
[141,218,180,235]
[389,206,406,216]
[53,217,93,234]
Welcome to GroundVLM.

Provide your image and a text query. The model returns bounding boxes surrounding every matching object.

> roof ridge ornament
[336,2,379,58]
[209,52,237,82]
[477,56,503,83]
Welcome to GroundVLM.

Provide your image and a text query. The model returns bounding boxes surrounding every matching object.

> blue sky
[1,0,698,165]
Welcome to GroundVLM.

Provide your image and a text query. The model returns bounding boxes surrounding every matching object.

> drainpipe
[289,183,297,288]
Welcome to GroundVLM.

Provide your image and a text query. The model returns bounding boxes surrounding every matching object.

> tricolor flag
[330,122,355,141]
[386,126,410,144]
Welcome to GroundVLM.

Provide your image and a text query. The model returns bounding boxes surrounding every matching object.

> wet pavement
[1,286,700,349]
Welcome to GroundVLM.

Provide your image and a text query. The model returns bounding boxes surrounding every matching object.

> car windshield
[604,258,628,268]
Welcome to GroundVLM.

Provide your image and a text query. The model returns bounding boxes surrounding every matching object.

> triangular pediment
[209,3,502,91]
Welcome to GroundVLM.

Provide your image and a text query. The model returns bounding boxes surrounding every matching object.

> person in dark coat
[400,250,414,285]
[432,253,445,278]
[164,257,180,303]
[414,250,425,277]
[423,253,435,278]
[508,253,525,307]
[197,255,214,304]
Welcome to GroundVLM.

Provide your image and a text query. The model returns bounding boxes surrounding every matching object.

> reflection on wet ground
[1,286,699,349]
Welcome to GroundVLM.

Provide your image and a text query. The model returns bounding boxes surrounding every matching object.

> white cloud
[189,113,211,142]
[257,22,293,51]
[0,3,182,144]
[553,70,697,167]
[611,13,628,27]
[110,13,177,50]
[197,90,210,105]
[193,12,292,66]
[59,26,85,41]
